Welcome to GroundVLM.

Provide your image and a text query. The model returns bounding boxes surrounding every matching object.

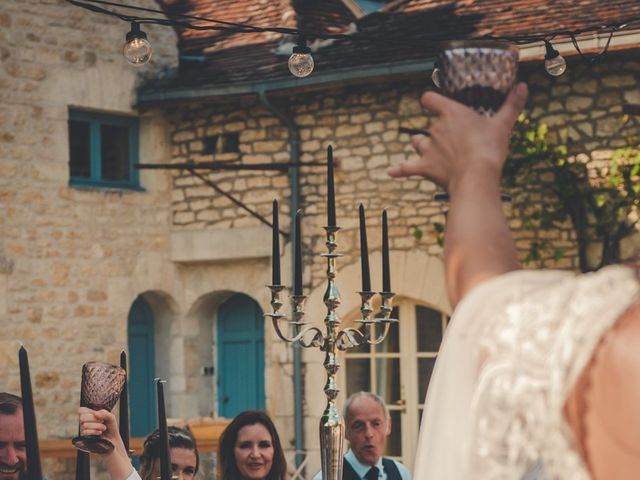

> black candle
[76,383,91,480]
[382,210,391,292]
[75,450,90,480]
[272,199,281,286]
[119,351,130,454]
[156,379,171,480]
[293,210,303,295]
[18,346,43,479]
[359,204,371,292]
[327,145,336,227]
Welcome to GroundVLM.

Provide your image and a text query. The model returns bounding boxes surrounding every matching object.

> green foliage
[433,221,445,248]
[411,225,424,242]
[504,113,640,272]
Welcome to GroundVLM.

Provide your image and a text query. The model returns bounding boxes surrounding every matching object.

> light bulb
[124,22,152,66]
[544,40,566,76]
[431,66,441,88]
[288,40,314,78]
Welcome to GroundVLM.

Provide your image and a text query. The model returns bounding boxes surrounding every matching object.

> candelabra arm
[335,327,367,350]
[366,291,397,345]
[364,322,393,345]
[266,287,325,346]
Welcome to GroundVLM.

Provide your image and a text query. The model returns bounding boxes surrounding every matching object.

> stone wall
[164,52,639,282]
[0,0,178,478]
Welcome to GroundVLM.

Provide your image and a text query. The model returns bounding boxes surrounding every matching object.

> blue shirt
[312,449,412,480]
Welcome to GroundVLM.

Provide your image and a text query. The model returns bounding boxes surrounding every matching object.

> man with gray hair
[313,391,411,480]
[0,393,27,480]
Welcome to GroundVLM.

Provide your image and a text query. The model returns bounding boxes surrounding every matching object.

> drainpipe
[257,88,305,471]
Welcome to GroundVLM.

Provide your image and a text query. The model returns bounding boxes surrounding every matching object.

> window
[203,133,240,155]
[68,110,140,189]
[343,300,448,470]
[341,0,388,17]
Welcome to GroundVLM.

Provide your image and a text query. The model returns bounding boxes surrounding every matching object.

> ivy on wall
[504,113,640,272]
[429,114,639,273]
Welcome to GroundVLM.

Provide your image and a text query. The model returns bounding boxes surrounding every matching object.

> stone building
[0,0,638,478]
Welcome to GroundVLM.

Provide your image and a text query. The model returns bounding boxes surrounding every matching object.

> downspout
[257,88,305,471]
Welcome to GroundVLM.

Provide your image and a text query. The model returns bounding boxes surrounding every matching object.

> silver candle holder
[266,224,397,480]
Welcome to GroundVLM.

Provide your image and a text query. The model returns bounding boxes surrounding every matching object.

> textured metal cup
[437,40,519,115]
[72,362,126,454]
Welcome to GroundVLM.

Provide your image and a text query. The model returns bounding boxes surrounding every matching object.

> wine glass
[433,40,519,202]
[72,362,126,454]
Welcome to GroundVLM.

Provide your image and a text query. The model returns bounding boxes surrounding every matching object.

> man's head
[0,393,26,480]
[343,392,391,467]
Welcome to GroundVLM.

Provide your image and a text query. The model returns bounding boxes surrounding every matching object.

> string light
[123,21,152,65]
[544,40,566,76]
[288,36,314,78]
[66,0,639,78]
[431,61,441,88]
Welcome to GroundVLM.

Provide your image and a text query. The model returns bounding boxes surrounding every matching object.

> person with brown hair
[218,410,286,480]
[0,393,26,480]
[137,426,198,480]
[78,407,198,480]
[388,83,640,479]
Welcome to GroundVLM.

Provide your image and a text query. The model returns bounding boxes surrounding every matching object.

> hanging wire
[66,0,640,50]
[569,29,616,63]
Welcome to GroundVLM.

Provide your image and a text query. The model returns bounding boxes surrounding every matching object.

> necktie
[365,466,379,480]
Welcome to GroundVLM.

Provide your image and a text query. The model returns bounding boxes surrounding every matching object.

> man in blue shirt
[313,392,412,480]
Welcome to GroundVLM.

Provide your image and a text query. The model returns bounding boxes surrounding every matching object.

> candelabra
[266,146,397,480]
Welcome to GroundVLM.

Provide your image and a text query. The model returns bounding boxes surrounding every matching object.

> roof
[140,0,640,101]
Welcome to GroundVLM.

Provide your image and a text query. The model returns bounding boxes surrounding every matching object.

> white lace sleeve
[470,265,639,479]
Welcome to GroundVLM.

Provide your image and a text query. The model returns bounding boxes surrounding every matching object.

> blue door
[217,293,265,417]
[127,295,157,436]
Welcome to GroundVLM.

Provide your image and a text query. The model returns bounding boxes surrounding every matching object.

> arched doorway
[127,295,157,436]
[217,293,265,418]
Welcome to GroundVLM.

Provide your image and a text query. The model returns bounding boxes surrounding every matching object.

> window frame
[340,298,449,470]
[68,109,142,190]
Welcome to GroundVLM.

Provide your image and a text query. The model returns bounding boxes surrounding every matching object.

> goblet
[72,362,126,454]
[437,39,519,116]
[433,40,519,201]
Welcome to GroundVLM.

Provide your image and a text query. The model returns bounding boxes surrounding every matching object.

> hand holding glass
[72,362,126,454]
[433,40,519,201]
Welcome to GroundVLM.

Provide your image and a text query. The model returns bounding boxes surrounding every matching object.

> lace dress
[413,265,639,479]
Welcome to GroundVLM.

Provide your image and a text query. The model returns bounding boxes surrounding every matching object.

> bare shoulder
[565,302,640,479]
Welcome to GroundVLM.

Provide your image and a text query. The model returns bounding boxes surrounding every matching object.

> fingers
[80,421,107,437]
[411,133,430,152]
[78,408,117,436]
[387,135,430,178]
[387,160,428,178]
[495,82,528,127]
[79,409,107,437]
[420,91,461,116]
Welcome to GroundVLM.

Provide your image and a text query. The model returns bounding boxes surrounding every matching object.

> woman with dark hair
[138,426,198,480]
[78,407,199,480]
[218,410,287,480]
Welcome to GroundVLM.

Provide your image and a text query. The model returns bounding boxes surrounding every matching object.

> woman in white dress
[388,83,640,479]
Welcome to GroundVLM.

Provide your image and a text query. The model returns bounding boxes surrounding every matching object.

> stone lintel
[170,226,275,263]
